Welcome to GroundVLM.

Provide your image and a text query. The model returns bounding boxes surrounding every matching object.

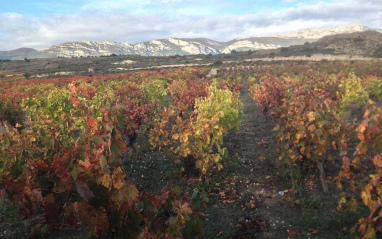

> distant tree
[23,72,31,79]
[231,50,238,54]
[353,38,364,42]
[213,60,223,66]
[24,58,30,62]
[110,53,118,57]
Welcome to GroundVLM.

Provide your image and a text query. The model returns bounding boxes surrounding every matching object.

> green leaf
[71,167,78,180]
[100,155,110,174]
[116,114,125,129]
[192,189,199,199]
[169,216,177,226]
[93,136,103,146]
[373,135,382,151]
[201,191,209,202]
[76,147,86,161]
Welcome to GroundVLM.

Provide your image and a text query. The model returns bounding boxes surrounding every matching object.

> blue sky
[0,0,381,50]
[2,0,314,16]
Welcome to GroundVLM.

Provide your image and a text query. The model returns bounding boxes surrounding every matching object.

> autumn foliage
[247,61,382,238]
[0,67,242,237]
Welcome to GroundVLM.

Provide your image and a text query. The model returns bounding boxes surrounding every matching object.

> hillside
[0,48,37,60]
[315,31,382,56]
[266,31,382,57]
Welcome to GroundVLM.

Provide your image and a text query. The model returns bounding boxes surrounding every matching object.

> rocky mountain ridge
[274,24,371,39]
[1,24,380,60]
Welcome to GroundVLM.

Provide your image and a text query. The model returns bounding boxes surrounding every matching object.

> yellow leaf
[363,226,376,239]
[172,134,179,140]
[202,168,207,174]
[308,124,316,131]
[16,123,22,128]
[363,109,370,118]
[195,160,202,169]
[217,163,223,171]
[358,124,366,133]
[113,167,124,189]
[307,112,315,122]
[102,174,111,188]
[181,132,189,143]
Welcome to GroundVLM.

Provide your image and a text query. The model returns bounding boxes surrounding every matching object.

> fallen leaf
[261,193,271,198]
[309,228,319,234]
[237,216,267,232]
[287,229,296,237]
[222,200,236,204]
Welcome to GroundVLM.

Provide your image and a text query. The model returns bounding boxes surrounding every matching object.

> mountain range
[1,24,380,60]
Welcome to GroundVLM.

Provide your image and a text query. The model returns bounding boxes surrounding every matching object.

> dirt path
[203,75,297,238]
[236,76,301,238]
[202,71,366,239]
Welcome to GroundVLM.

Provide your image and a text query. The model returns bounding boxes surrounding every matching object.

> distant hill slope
[0,48,37,60]
[315,31,382,56]
[1,24,380,60]
[269,31,382,58]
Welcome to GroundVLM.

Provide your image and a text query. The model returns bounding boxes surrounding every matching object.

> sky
[0,0,381,51]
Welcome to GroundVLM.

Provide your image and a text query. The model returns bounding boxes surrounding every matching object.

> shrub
[0,99,25,128]
[213,61,223,66]
[23,72,31,79]
[373,45,382,58]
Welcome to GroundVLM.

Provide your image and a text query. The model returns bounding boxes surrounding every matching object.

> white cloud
[0,0,381,50]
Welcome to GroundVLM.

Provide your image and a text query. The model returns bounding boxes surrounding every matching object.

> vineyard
[0,61,381,238]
